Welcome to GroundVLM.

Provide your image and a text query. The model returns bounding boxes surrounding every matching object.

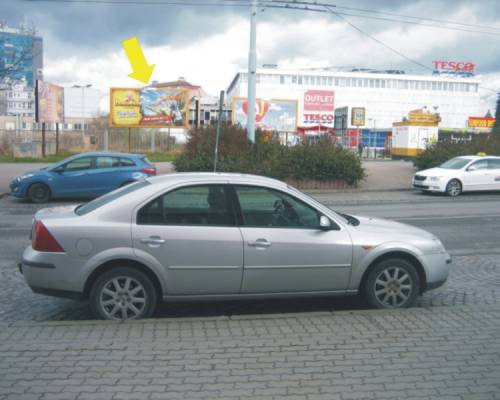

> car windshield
[75,180,150,216]
[439,157,472,169]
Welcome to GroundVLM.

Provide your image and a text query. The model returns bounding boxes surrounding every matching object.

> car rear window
[75,180,150,216]
[120,157,136,167]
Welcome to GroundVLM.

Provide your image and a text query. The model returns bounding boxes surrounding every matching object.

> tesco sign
[432,61,475,73]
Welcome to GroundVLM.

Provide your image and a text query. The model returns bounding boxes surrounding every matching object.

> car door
[51,156,96,197]
[234,185,353,294]
[462,159,491,191]
[487,159,500,190]
[132,184,244,295]
[89,156,123,195]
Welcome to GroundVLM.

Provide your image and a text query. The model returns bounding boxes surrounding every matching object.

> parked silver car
[20,173,452,320]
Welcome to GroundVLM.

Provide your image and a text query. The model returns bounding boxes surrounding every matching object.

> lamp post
[247,0,258,143]
[73,84,92,149]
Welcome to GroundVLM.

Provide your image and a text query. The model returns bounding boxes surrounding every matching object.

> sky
[2,0,500,114]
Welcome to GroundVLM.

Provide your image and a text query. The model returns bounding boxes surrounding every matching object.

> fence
[0,128,183,157]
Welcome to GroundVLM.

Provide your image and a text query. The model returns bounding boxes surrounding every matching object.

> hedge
[414,134,500,170]
[174,126,365,186]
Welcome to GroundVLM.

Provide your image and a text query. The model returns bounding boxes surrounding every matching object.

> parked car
[10,152,156,203]
[20,173,451,320]
[413,154,500,196]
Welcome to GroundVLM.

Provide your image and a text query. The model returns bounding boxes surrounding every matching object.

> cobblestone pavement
[0,305,499,400]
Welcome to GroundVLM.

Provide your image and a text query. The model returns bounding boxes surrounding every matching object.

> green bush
[174,126,365,186]
[414,135,500,170]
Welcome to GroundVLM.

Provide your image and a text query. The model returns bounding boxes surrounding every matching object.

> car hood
[35,204,79,220]
[416,167,456,177]
[351,215,435,239]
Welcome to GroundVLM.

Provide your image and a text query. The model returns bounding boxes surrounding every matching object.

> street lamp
[73,83,92,148]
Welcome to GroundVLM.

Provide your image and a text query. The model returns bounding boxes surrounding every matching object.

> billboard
[351,107,366,126]
[302,90,334,126]
[232,97,297,132]
[109,87,189,128]
[35,80,64,123]
[468,117,495,128]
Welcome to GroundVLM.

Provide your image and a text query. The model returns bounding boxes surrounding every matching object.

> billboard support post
[103,128,108,151]
[41,122,46,158]
[247,0,258,143]
[214,90,224,172]
[128,128,131,153]
[55,123,59,155]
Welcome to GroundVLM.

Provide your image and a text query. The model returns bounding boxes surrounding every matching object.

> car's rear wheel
[90,267,157,320]
[446,179,462,197]
[28,183,51,203]
[363,258,420,309]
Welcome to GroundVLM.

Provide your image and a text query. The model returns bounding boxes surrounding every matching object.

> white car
[413,155,500,196]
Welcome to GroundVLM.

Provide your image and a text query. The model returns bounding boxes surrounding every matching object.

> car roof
[74,151,144,158]
[146,172,288,188]
[453,155,500,161]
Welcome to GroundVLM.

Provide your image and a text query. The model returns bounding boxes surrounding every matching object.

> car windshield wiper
[336,212,360,226]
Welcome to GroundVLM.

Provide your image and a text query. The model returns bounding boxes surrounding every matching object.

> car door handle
[247,239,272,248]
[140,236,165,246]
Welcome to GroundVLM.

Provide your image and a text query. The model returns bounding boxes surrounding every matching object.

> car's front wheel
[446,179,462,197]
[27,183,51,203]
[90,267,157,320]
[363,258,420,309]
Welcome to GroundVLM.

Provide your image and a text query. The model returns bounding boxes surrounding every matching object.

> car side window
[96,156,114,169]
[235,185,321,229]
[63,157,93,171]
[137,185,236,226]
[468,160,488,171]
[487,159,500,169]
[120,158,136,167]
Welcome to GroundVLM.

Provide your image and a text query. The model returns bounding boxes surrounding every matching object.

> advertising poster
[232,97,297,132]
[468,117,495,129]
[35,80,64,123]
[302,90,335,126]
[109,87,189,128]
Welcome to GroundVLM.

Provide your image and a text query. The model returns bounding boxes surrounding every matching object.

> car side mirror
[319,215,331,231]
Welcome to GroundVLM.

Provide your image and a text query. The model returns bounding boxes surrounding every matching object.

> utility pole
[214,90,224,172]
[247,0,258,143]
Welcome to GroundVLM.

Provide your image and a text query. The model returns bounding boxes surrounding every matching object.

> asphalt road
[0,189,499,322]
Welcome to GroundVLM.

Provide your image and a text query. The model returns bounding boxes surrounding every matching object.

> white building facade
[226,67,482,131]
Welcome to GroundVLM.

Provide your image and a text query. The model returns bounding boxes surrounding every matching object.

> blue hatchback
[10,152,157,203]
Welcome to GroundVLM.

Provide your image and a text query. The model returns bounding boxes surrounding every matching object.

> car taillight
[32,220,65,253]
[142,167,156,175]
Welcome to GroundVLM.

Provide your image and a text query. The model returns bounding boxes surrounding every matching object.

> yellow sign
[109,87,189,128]
[351,107,366,126]
[468,117,495,128]
[122,37,155,84]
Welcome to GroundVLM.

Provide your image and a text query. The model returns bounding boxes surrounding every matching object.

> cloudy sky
[2,0,500,113]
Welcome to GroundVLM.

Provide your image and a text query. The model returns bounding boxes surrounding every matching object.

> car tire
[363,258,420,309]
[27,183,51,203]
[89,267,157,321]
[446,179,462,197]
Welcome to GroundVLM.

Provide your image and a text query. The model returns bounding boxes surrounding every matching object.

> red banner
[304,90,334,112]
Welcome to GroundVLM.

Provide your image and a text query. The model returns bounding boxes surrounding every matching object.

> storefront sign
[304,90,334,112]
[432,61,475,73]
[351,107,366,126]
[468,117,496,128]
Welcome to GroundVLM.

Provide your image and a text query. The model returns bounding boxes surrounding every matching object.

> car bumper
[412,179,447,192]
[421,252,452,292]
[20,246,85,297]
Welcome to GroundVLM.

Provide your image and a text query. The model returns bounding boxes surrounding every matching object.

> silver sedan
[20,173,452,320]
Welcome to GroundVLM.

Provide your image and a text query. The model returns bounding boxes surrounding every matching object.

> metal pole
[55,122,59,155]
[128,127,131,153]
[103,128,109,151]
[81,87,85,148]
[247,0,258,143]
[214,90,224,172]
[41,122,46,157]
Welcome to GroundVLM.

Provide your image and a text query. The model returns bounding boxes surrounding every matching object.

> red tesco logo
[432,61,475,72]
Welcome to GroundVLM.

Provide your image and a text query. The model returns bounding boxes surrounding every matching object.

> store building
[226,66,482,143]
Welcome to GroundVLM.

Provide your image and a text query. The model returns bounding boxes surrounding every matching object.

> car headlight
[429,176,442,182]
[19,173,34,180]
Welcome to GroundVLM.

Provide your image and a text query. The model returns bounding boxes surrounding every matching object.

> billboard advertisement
[351,107,366,126]
[35,80,64,124]
[232,97,297,132]
[302,90,334,126]
[468,117,495,128]
[109,87,189,128]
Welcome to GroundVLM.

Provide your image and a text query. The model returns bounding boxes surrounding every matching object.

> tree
[493,92,500,135]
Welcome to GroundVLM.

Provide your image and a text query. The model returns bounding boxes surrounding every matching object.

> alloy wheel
[99,276,147,320]
[373,266,413,308]
[446,180,462,197]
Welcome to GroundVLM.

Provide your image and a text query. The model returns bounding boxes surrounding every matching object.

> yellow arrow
[122,37,155,84]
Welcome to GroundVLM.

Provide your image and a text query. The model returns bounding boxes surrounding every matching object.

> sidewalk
[0,160,414,196]
[1,304,499,400]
